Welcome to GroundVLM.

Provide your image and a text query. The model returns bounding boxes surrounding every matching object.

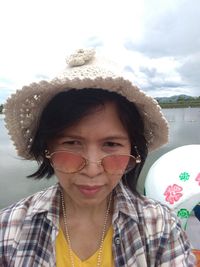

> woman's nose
[82,159,104,178]
[81,152,104,178]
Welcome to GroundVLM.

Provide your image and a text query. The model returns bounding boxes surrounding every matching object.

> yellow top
[56,225,114,267]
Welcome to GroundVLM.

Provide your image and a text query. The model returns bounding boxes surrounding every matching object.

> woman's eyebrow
[55,134,84,139]
[105,136,128,139]
[56,134,129,141]
[101,135,130,141]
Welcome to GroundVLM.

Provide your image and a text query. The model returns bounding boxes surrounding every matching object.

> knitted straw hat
[4,48,169,160]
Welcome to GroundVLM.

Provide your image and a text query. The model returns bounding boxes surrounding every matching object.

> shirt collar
[27,181,139,227]
[112,181,140,224]
[27,183,61,228]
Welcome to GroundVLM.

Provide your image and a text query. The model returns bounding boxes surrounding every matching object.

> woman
[0,48,196,266]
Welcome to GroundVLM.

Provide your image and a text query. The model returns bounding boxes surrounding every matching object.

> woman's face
[48,102,131,207]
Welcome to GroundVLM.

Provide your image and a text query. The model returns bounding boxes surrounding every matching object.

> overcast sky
[0,0,200,103]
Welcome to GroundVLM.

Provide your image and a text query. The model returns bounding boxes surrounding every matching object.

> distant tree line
[156,95,200,108]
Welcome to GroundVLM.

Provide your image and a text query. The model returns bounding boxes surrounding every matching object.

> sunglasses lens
[51,152,85,173]
[102,155,137,174]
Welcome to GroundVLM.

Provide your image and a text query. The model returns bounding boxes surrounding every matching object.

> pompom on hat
[4,48,169,159]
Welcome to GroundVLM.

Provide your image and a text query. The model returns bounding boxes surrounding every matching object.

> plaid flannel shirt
[0,182,196,267]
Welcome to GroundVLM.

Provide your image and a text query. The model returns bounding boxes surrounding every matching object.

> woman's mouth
[77,185,103,196]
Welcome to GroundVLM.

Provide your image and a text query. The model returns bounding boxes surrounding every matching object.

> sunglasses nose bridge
[85,158,102,167]
[80,157,104,177]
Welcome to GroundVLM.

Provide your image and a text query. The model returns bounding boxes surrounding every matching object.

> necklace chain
[60,191,112,267]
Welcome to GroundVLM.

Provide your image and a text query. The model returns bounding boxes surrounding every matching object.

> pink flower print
[164,184,183,205]
[195,173,200,186]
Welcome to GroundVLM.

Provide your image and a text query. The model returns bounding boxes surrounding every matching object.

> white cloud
[0,0,199,101]
[0,0,144,88]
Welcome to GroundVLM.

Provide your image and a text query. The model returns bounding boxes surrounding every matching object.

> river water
[0,108,200,209]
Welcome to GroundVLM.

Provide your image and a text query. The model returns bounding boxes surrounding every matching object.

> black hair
[28,88,148,194]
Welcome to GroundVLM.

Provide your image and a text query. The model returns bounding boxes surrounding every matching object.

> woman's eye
[104,141,121,147]
[62,140,81,146]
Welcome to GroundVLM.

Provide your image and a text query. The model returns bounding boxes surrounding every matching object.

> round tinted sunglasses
[45,150,141,175]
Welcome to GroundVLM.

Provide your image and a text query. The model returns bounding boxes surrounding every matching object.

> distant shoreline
[1,105,200,115]
[159,103,200,109]
[1,101,200,114]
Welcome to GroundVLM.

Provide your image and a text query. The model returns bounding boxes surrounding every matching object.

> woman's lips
[77,185,103,196]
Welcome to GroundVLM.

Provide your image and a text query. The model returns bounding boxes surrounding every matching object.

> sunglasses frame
[45,150,141,174]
